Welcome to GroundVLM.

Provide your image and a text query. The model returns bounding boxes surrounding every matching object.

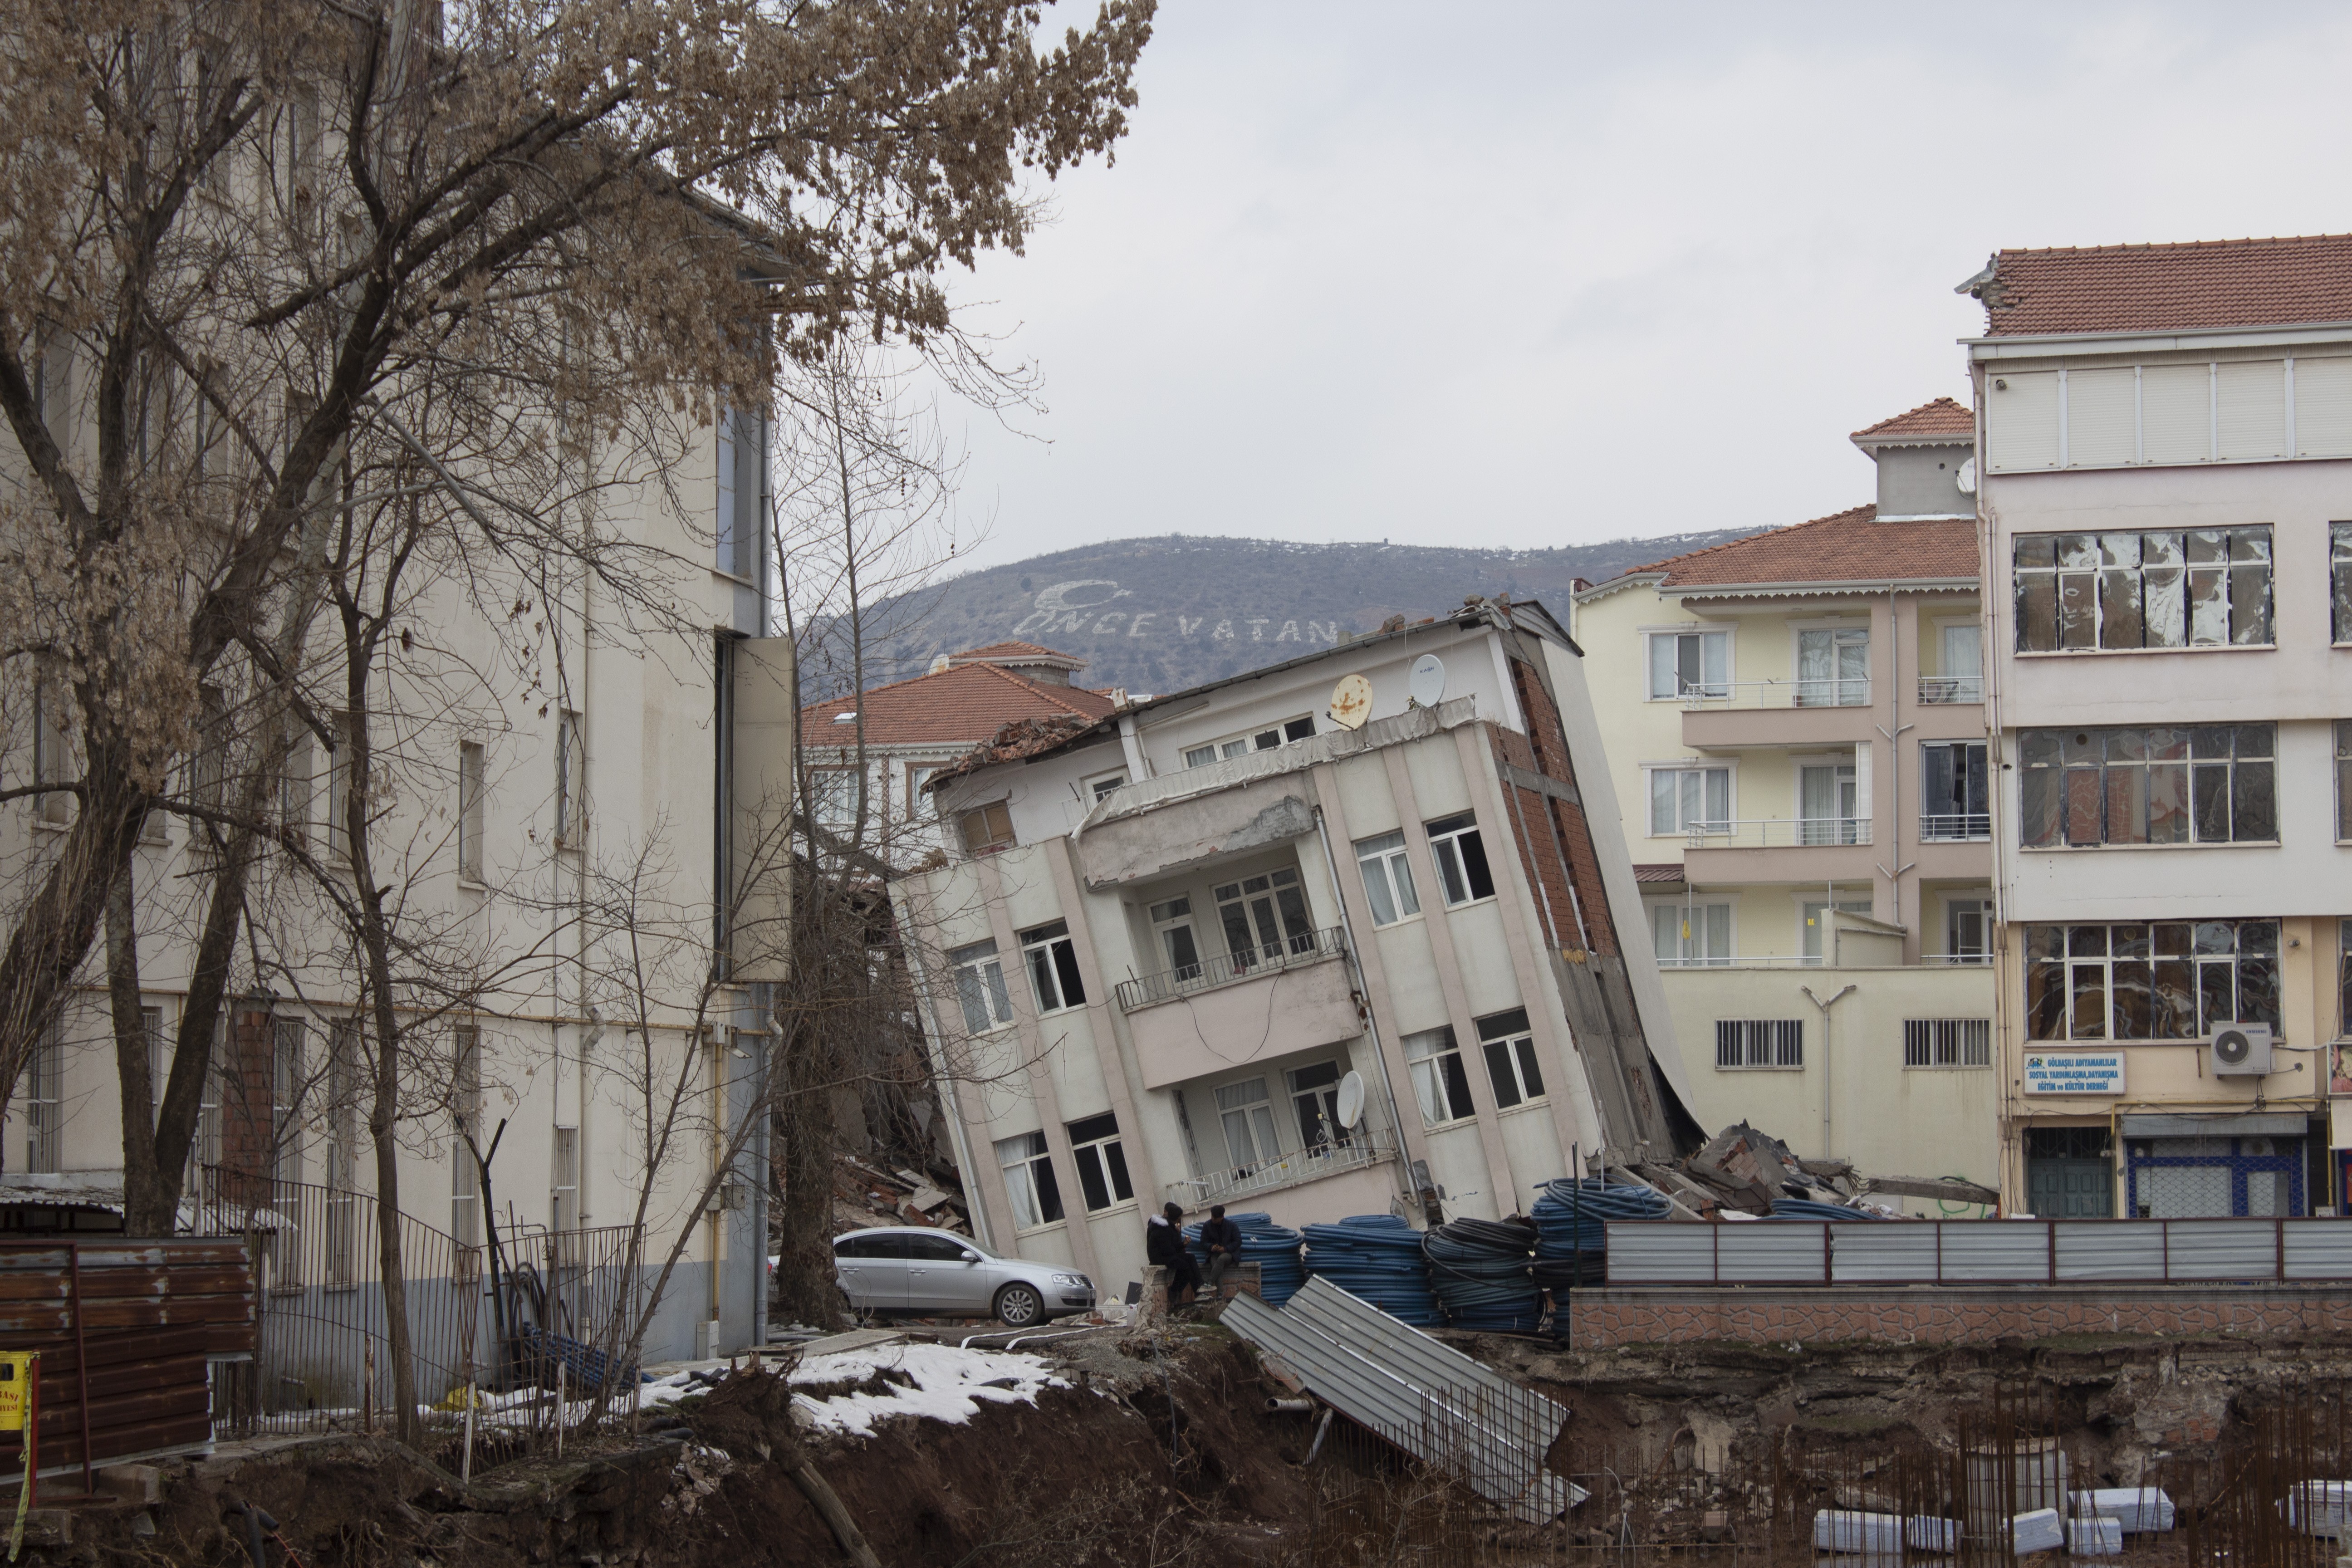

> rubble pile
[1613,1122,1999,1221]
[830,1151,970,1236]
[936,713,1100,781]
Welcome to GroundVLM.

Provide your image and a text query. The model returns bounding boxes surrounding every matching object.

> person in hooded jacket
[1199,1204,1244,1290]
[1146,1201,1201,1307]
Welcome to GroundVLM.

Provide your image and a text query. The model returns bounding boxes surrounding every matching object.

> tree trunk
[105,865,168,1235]
[770,1016,842,1331]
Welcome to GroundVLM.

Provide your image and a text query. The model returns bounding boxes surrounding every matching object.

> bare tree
[0,0,1157,1167]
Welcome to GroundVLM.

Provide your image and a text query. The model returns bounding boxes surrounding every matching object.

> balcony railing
[1169,1138,1388,1209]
[1683,817,1873,849]
[1114,925,1347,1012]
[1676,678,1872,711]
[1919,813,1991,841]
[1918,675,1984,705]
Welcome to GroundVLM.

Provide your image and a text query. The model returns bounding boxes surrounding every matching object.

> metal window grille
[23,1027,61,1174]
[1715,1019,1802,1069]
[1903,1018,1991,1067]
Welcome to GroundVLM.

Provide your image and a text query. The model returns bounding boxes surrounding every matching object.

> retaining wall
[1568,1284,2352,1348]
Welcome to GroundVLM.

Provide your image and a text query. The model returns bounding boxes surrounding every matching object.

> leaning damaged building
[891,599,1701,1295]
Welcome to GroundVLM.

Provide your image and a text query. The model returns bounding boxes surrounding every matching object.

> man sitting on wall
[1200,1205,1243,1291]
[1147,1202,1201,1308]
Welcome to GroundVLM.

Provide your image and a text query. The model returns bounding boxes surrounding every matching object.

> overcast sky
[928,1,2352,573]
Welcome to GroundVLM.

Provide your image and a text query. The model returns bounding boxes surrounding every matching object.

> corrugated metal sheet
[0,1238,254,1476]
[1606,1218,2352,1286]
[1224,1276,1584,1523]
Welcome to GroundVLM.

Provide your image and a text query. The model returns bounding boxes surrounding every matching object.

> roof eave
[1661,575,1980,600]
[1966,318,2352,359]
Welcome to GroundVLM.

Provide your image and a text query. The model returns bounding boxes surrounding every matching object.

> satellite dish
[1956,457,1977,496]
[1407,654,1446,708]
[1334,1071,1366,1130]
[1328,673,1372,730]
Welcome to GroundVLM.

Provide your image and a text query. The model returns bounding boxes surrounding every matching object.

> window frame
[1065,1112,1134,1213]
[1715,1019,1803,1070]
[957,799,1016,857]
[1424,812,1496,907]
[2017,724,2276,848]
[996,1131,1065,1230]
[809,767,862,831]
[2336,721,2352,844]
[1792,622,1872,709]
[1475,1009,1545,1110]
[1651,900,1733,967]
[1353,830,1422,926]
[1213,1076,1284,1170]
[1084,769,1128,804]
[1401,1025,1476,1127]
[1645,763,1733,838]
[1020,920,1088,1015]
[456,740,486,882]
[1643,627,1731,702]
[948,940,1015,1035]
[1182,714,1317,769]
[2012,526,2274,654]
[2333,524,2352,646]
[554,708,586,847]
[1903,1018,1992,1069]
[2024,920,2283,1043]
[1919,740,1991,842]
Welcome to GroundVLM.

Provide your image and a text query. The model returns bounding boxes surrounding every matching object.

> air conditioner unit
[2209,1023,2274,1077]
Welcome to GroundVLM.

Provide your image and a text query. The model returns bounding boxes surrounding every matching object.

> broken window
[2018,724,2273,847]
[1476,1009,1544,1109]
[957,799,1015,856]
[1065,1113,1132,1212]
[996,1132,1063,1229]
[1402,1026,1474,1126]
[2014,526,2271,652]
[2024,920,2280,1041]
[1424,813,1495,906]
[1020,920,1088,1014]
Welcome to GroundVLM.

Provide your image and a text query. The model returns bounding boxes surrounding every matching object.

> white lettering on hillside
[1009,579,1345,647]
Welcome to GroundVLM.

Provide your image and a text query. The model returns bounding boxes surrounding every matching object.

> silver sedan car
[832,1227,1097,1327]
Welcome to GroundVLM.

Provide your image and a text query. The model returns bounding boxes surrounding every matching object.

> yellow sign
[0,1353,37,1433]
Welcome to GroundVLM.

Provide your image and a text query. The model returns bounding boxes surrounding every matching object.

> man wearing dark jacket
[1199,1205,1244,1290]
[1146,1202,1201,1307]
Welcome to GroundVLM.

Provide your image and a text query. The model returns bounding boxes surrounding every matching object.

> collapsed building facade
[892,599,1700,1294]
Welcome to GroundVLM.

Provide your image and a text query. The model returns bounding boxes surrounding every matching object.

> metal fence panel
[2166,1218,2277,1281]
[1601,1224,1715,1283]
[2283,1220,2352,1279]
[1931,1221,2048,1282]
[1829,1224,1939,1282]
[2054,1220,2166,1280]
[1717,1225,1825,1282]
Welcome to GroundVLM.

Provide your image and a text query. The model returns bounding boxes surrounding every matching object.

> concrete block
[98,1462,161,1505]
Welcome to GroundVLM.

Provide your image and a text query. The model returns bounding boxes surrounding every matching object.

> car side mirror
[960,1250,981,1263]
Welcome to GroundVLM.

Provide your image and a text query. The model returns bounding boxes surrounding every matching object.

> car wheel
[994,1281,1044,1328]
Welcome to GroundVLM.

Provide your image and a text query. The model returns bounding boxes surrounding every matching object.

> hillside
[814,530,1749,700]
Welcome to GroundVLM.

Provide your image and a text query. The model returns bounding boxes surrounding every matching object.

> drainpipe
[1801,983,1856,1160]
[1312,803,1418,1206]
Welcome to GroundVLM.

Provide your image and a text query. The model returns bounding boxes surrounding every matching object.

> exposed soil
[22,1325,2352,1566]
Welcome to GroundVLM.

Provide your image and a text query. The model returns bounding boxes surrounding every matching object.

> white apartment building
[1568,402,1999,1195]
[1966,235,2352,1218]
[0,376,789,1368]
[891,602,1697,1297]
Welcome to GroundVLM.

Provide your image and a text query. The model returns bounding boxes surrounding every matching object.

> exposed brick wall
[1571,1285,2352,1348]
[1497,659,1621,960]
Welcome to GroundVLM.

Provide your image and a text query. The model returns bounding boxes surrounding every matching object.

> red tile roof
[1633,863,1686,886]
[802,651,1119,750]
[1623,505,1978,591]
[1967,235,2352,337]
[949,641,1086,670]
[1851,397,1974,444]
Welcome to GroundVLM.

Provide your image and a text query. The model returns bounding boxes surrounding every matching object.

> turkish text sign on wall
[2024,1051,2126,1096]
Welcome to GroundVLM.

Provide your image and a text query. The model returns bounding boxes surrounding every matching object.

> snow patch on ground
[788,1343,1070,1436]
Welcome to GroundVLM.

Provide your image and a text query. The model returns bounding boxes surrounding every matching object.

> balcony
[1682,816,1875,882]
[1918,675,1984,705]
[1120,928,1362,1090]
[1680,679,1877,751]
[1168,1138,1391,1210]
[1115,926,1347,1011]
[1919,813,1990,842]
